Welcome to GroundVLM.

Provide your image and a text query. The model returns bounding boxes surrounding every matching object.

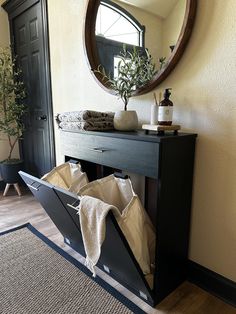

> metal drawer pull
[26,183,39,191]
[90,147,109,153]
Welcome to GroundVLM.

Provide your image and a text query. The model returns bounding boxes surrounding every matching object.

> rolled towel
[56,110,114,123]
[59,120,114,131]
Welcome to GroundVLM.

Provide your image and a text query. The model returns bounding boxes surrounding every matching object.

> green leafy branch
[95,46,157,111]
[0,47,27,161]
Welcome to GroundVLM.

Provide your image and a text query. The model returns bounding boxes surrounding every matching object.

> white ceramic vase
[114,110,138,131]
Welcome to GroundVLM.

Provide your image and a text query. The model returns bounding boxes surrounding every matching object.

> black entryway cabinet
[20,130,197,306]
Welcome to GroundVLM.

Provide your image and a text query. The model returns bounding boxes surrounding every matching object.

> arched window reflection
[95,0,145,78]
[96,0,144,46]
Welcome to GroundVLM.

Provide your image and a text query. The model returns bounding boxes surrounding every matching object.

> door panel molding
[2,0,39,18]
[2,0,55,175]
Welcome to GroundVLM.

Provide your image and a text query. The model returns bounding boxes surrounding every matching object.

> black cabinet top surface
[61,129,197,143]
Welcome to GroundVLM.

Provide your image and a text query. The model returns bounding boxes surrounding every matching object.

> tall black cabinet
[60,130,197,305]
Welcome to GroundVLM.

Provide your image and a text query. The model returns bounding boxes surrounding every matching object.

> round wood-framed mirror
[84,0,197,96]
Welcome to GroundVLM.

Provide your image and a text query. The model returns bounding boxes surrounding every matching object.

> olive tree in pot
[0,47,26,186]
[96,46,157,131]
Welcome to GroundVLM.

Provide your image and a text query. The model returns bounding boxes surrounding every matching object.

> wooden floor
[0,188,235,314]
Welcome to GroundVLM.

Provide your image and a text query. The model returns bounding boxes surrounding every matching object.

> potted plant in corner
[96,46,157,131]
[0,47,26,190]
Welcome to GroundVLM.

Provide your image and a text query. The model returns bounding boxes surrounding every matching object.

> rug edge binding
[1,223,147,314]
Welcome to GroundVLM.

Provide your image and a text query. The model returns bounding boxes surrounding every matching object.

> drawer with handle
[61,131,159,178]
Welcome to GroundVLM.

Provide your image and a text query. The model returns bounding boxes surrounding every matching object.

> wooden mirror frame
[84,0,197,96]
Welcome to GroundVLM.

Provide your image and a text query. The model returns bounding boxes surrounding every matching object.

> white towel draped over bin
[42,162,89,194]
[78,175,156,276]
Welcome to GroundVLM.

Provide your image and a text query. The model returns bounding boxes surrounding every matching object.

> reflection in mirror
[84,0,197,94]
[95,0,186,80]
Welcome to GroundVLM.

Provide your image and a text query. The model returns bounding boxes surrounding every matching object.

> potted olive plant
[0,47,26,185]
[96,46,157,131]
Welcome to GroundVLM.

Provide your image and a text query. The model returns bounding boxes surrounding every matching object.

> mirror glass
[95,0,186,80]
[84,0,196,95]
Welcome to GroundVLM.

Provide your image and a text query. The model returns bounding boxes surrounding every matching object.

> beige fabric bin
[42,162,88,194]
[78,174,156,276]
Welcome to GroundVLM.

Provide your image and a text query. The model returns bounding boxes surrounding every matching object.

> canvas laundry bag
[78,174,156,276]
[42,162,88,194]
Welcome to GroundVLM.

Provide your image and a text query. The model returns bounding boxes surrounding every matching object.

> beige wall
[50,0,236,282]
[0,0,9,45]
[0,1,19,173]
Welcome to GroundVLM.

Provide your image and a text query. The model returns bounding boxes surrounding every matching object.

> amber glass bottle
[158,88,173,125]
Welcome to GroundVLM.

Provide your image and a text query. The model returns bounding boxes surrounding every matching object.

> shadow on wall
[172,0,227,82]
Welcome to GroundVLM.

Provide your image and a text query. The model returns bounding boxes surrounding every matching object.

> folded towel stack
[56,110,115,131]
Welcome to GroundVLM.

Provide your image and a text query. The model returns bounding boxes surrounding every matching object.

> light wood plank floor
[0,188,235,314]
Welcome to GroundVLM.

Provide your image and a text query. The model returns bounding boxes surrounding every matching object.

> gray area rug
[0,224,145,314]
